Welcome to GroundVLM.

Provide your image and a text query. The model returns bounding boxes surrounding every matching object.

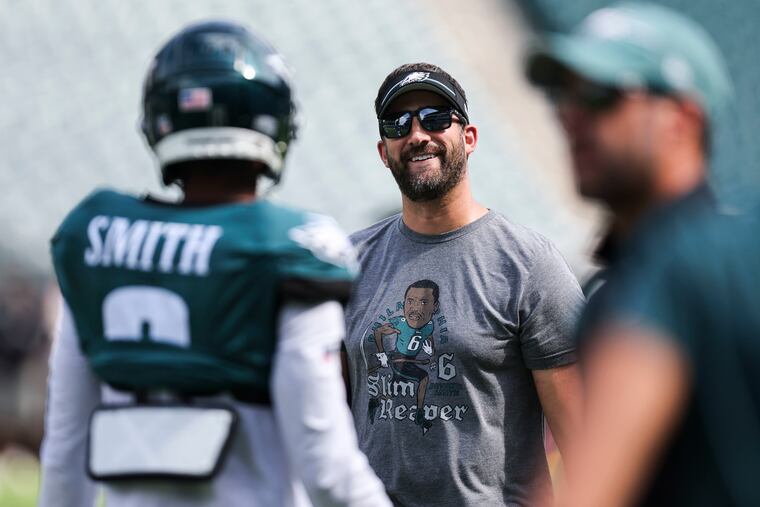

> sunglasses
[549,82,624,112]
[549,80,675,112]
[379,106,462,139]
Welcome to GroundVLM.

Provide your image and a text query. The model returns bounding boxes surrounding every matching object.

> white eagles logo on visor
[399,72,430,87]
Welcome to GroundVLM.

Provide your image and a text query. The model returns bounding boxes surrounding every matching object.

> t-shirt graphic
[346,212,585,506]
[361,279,463,435]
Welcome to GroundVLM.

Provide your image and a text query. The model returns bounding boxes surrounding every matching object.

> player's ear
[377,139,390,168]
[434,301,440,314]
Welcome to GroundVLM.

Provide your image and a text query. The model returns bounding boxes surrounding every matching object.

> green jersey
[51,189,357,401]
[605,207,760,506]
[387,316,433,357]
[579,185,760,506]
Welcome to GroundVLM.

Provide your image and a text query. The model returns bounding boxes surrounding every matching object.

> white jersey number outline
[102,286,191,348]
[407,334,422,352]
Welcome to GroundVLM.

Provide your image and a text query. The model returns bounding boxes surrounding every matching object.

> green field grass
[2,449,562,506]
[0,451,39,507]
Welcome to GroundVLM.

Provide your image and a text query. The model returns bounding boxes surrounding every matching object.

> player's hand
[375,352,389,368]
[422,339,433,356]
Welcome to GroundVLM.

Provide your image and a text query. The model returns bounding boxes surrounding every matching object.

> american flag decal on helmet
[178,87,213,112]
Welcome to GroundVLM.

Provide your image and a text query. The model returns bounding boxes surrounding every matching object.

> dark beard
[387,139,467,202]
[580,154,657,211]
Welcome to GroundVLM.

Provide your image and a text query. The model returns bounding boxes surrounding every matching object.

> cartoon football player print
[374,279,439,433]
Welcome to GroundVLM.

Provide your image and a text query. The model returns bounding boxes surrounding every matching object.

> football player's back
[52,189,355,396]
[38,20,390,507]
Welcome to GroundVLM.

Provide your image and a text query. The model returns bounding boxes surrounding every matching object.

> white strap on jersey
[88,403,237,480]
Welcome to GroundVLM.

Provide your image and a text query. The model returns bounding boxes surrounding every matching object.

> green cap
[526,2,733,120]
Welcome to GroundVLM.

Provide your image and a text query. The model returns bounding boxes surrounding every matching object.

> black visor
[376,70,469,124]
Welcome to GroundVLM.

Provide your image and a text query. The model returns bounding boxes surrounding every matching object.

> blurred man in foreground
[526,2,760,506]
[38,20,390,507]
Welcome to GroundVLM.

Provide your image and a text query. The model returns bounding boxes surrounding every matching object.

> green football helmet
[141,20,298,185]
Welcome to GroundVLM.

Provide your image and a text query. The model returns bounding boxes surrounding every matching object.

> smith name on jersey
[83,215,222,276]
[51,189,357,401]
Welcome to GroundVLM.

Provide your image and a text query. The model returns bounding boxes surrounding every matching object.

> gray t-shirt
[344,211,583,506]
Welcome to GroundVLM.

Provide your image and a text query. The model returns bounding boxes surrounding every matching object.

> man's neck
[401,177,488,235]
[182,178,258,206]
[182,190,257,206]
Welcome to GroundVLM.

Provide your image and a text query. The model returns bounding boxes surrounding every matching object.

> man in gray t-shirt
[343,62,584,506]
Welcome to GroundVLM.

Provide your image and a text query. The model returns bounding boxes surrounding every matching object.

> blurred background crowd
[1,0,758,504]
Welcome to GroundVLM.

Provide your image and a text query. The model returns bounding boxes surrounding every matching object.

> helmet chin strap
[154,127,285,181]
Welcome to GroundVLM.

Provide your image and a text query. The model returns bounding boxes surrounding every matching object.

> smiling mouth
[409,153,437,162]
